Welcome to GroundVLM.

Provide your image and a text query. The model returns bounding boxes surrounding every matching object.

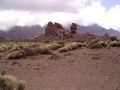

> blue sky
[102,0,120,9]
[85,0,120,9]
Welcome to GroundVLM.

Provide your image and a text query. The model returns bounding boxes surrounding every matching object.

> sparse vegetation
[87,39,107,49]
[89,43,105,49]
[0,37,119,60]
[58,47,69,53]
[34,46,52,54]
[46,43,63,50]
[110,36,118,41]
[58,42,82,52]
[0,47,6,52]
[109,41,120,47]
[7,50,24,59]
[0,75,26,90]
[7,45,52,59]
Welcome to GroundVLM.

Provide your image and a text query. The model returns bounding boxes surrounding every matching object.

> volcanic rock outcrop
[45,22,72,39]
[70,23,77,34]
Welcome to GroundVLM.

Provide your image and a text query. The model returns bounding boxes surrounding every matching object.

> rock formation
[70,23,77,34]
[45,22,72,39]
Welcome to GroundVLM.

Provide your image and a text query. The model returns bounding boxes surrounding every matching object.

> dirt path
[1,47,120,90]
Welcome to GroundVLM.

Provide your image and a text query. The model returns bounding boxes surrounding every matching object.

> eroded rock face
[70,23,77,34]
[45,22,55,36]
[45,22,71,38]
[54,22,63,29]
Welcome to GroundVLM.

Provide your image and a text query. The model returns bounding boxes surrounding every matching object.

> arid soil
[1,47,120,90]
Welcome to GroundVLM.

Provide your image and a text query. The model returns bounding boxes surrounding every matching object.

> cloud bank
[0,0,120,31]
[0,0,83,12]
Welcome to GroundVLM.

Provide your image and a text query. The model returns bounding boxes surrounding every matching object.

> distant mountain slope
[0,23,120,40]
[6,25,43,40]
[77,24,120,38]
[0,30,10,40]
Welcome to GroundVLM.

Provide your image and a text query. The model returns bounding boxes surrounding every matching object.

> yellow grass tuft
[0,75,26,90]
[7,50,24,59]
[7,45,52,59]
[58,42,82,52]
[109,41,120,47]
[46,43,63,50]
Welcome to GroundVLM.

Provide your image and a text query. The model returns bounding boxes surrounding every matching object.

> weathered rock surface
[45,22,72,39]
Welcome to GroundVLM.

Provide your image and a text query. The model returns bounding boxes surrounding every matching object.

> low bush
[89,43,104,49]
[58,47,69,53]
[0,47,5,52]
[0,75,26,90]
[35,47,52,54]
[7,50,24,59]
[7,46,52,59]
[88,41,107,49]
[58,42,82,52]
[109,41,120,47]
[110,36,118,41]
[46,43,63,50]
[10,45,24,52]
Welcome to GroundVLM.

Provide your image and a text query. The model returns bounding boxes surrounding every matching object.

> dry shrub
[46,43,63,50]
[10,45,24,52]
[110,36,118,41]
[99,41,107,47]
[0,75,26,90]
[58,47,69,53]
[109,41,120,47]
[56,40,66,45]
[35,46,52,54]
[17,80,26,90]
[7,46,52,59]
[66,42,81,49]
[0,47,5,52]
[0,44,10,52]
[88,40,107,49]
[0,44,13,51]
[89,43,104,49]
[7,50,24,59]
[58,42,82,53]
[87,38,99,46]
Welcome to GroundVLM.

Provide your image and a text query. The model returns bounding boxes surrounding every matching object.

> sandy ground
[1,47,120,90]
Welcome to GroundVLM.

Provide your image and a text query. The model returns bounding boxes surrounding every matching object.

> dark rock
[70,23,77,34]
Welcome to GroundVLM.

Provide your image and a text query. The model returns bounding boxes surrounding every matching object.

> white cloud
[0,0,120,31]
[78,1,120,30]
[0,0,81,13]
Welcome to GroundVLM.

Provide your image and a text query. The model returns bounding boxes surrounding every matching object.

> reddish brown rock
[54,22,63,29]
[45,22,71,39]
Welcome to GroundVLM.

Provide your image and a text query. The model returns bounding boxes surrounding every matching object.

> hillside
[77,24,120,38]
[0,25,43,40]
[0,23,120,40]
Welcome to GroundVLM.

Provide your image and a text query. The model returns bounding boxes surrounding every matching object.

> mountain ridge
[0,23,120,40]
